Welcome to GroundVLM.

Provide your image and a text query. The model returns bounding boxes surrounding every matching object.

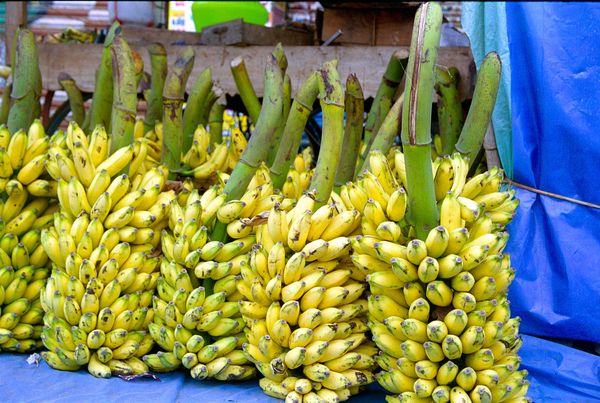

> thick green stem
[401,2,442,240]
[7,29,39,134]
[435,66,464,155]
[208,99,226,144]
[454,52,501,165]
[87,22,119,133]
[198,86,221,128]
[230,56,261,123]
[270,71,319,190]
[310,60,345,208]
[162,47,195,174]
[360,91,404,173]
[144,43,168,131]
[58,73,85,126]
[0,83,11,125]
[183,67,213,150]
[110,36,138,153]
[363,51,407,145]
[265,73,291,167]
[273,43,288,75]
[334,74,364,187]
[133,50,144,92]
[211,54,284,242]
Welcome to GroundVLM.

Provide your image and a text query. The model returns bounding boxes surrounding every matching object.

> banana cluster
[145,187,257,379]
[0,120,56,197]
[239,192,378,402]
[0,230,52,353]
[183,125,247,187]
[39,122,176,377]
[132,118,163,174]
[281,147,314,200]
[344,151,528,402]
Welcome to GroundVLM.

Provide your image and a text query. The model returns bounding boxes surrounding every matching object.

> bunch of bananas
[281,148,314,201]
[0,120,58,353]
[39,121,176,378]
[143,184,257,379]
[238,191,379,402]
[343,150,527,402]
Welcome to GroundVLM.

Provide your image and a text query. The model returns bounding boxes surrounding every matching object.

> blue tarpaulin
[0,335,599,402]
[504,2,600,344]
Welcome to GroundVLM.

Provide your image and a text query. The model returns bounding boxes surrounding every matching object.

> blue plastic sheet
[505,2,600,343]
[0,335,598,402]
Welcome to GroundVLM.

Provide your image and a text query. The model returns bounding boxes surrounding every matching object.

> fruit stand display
[0,2,599,403]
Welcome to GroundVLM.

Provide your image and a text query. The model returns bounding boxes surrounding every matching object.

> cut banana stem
[270,71,319,190]
[363,51,407,146]
[208,99,226,145]
[109,36,138,154]
[7,29,40,135]
[183,67,213,149]
[161,46,195,173]
[144,43,168,132]
[86,22,119,132]
[309,60,345,208]
[58,73,85,126]
[266,73,292,167]
[401,2,443,240]
[230,56,261,123]
[435,66,464,155]
[334,74,364,188]
[454,52,502,168]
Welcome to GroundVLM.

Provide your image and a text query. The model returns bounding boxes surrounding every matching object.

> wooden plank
[37,44,474,100]
[5,1,28,65]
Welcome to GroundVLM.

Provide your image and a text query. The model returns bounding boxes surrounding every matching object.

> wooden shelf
[37,44,475,101]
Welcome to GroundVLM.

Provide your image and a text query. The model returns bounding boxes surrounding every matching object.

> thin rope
[504,178,600,210]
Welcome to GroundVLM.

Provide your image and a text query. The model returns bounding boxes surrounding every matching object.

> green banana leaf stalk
[230,56,261,123]
[435,66,464,155]
[144,43,168,132]
[183,67,213,150]
[208,99,226,144]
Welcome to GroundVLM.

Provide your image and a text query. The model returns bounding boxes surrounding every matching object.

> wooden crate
[321,2,421,46]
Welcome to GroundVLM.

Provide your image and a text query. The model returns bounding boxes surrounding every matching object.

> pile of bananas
[143,184,257,379]
[0,121,58,353]
[281,148,314,201]
[237,191,379,402]
[39,121,175,377]
[343,150,527,402]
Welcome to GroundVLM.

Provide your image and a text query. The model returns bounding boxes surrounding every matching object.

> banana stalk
[211,53,284,242]
[435,66,464,155]
[144,43,168,131]
[310,60,345,207]
[183,67,213,150]
[86,22,120,132]
[208,99,226,144]
[132,50,145,91]
[230,56,261,123]
[272,42,288,75]
[454,52,502,166]
[199,86,221,128]
[0,83,11,125]
[334,74,364,188]
[269,71,319,190]
[401,2,442,240]
[265,73,291,167]
[58,73,85,126]
[360,91,404,172]
[7,29,40,134]
[109,36,138,153]
[161,47,195,173]
[363,51,407,146]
